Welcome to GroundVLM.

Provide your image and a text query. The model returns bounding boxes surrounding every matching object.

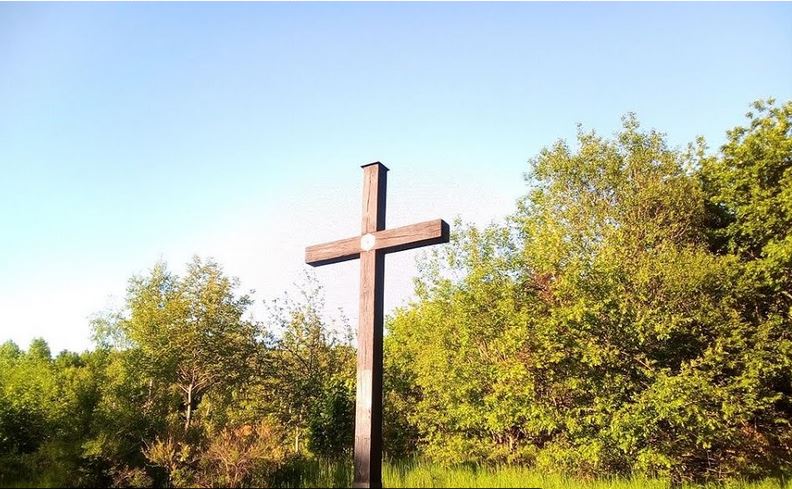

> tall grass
[273,458,791,489]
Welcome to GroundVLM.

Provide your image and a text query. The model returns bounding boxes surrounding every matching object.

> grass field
[273,459,791,489]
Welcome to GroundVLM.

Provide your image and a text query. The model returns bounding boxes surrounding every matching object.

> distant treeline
[1,99,789,488]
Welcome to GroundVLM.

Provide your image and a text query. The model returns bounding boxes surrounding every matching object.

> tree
[307,377,355,459]
[388,111,792,482]
[95,257,259,431]
[388,219,532,464]
[702,98,792,314]
[0,339,108,487]
[0,339,58,456]
[259,273,355,456]
[697,98,792,478]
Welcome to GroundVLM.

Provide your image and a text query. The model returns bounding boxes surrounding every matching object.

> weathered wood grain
[374,219,450,253]
[361,162,387,234]
[304,236,361,266]
[354,247,384,488]
[354,163,386,488]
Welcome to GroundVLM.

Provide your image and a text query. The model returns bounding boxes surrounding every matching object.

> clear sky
[1,2,790,353]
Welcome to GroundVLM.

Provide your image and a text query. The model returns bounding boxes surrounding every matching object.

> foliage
[203,421,288,487]
[307,378,355,459]
[387,104,792,482]
[142,421,288,488]
[258,274,355,457]
[97,257,260,431]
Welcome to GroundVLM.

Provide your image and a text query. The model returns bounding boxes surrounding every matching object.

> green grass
[274,458,791,489]
[4,456,788,488]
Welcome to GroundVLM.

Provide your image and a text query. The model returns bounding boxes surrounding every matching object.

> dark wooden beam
[376,219,450,254]
[361,162,387,233]
[304,219,449,266]
[354,162,386,488]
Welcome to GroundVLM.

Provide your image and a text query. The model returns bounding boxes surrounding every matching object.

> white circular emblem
[360,233,376,251]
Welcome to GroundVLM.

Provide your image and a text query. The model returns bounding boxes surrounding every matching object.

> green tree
[94,257,259,431]
[0,339,58,456]
[307,377,355,459]
[696,98,792,479]
[0,340,109,487]
[388,111,792,482]
[702,98,792,313]
[260,274,355,456]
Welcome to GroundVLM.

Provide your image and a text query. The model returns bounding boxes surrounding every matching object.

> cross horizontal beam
[305,219,450,267]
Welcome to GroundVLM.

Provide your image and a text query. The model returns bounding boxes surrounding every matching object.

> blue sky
[1,2,790,353]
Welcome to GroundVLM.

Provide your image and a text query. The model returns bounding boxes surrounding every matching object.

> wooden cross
[305,162,449,488]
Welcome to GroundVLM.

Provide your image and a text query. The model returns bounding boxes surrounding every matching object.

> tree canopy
[387,101,792,482]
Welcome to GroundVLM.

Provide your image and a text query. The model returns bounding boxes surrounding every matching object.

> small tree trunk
[185,383,193,431]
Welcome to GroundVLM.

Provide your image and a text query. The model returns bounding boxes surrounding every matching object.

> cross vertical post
[355,162,387,488]
[305,162,449,488]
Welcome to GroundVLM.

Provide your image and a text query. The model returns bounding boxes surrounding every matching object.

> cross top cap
[361,161,389,171]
